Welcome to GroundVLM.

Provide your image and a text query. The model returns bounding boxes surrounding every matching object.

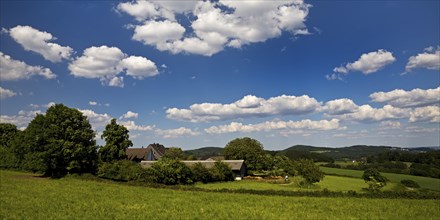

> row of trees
[1,104,324,185]
[0,104,132,177]
[224,137,324,184]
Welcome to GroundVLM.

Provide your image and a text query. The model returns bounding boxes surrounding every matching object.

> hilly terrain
[184,145,438,161]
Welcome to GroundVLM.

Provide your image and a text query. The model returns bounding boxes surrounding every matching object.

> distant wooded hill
[184,145,438,161]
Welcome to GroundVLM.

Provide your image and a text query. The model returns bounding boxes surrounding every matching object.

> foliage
[97,160,145,181]
[163,147,187,160]
[362,168,387,191]
[210,161,235,182]
[19,104,99,177]
[99,119,132,162]
[191,162,213,183]
[148,158,194,185]
[224,137,265,171]
[294,159,324,184]
[0,123,23,169]
[400,179,420,188]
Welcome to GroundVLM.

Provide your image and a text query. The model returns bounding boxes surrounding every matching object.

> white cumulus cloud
[155,127,200,139]
[205,119,341,134]
[119,120,155,131]
[121,111,139,119]
[405,46,440,73]
[337,104,410,122]
[8,25,73,62]
[117,0,311,56]
[0,110,42,130]
[409,106,440,123]
[0,87,17,100]
[68,45,159,87]
[328,49,396,80]
[370,86,440,108]
[0,52,55,81]
[322,98,359,115]
[166,94,321,122]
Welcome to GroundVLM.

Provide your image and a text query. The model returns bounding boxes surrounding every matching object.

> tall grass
[1,170,439,219]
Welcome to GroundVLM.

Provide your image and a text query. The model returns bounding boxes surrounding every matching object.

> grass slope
[320,167,440,191]
[2,170,439,219]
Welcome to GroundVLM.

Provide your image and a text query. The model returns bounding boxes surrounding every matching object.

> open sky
[1,0,439,150]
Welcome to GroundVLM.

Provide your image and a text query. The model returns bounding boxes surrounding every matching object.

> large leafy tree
[99,119,133,162]
[23,104,98,177]
[0,123,21,168]
[224,137,265,171]
[294,159,324,185]
[362,168,387,191]
[163,147,187,160]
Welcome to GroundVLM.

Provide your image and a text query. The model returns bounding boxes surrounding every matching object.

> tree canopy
[22,104,98,177]
[224,137,265,171]
[99,119,133,162]
[294,159,324,185]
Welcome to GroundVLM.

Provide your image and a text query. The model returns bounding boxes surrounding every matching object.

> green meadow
[1,170,440,219]
[320,167,440,191]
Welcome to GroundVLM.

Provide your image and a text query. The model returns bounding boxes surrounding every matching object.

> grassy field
[197,175,397,192]
[320,167,440,191]
[1,170,440,219]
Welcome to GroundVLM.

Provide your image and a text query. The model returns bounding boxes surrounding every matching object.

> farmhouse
[140,159,247,180]
[126,143,166,162]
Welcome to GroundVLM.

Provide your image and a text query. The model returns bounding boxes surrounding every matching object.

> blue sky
[1,0,439,150]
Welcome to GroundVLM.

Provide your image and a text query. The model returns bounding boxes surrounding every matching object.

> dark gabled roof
[126,148,148,160]
[126,143,166,161]
[140,160,245,171]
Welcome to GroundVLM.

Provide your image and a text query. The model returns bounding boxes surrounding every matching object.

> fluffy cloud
[409,106,440,123]
[155,127,200,138]
[68,45,159,87]
[322,98,359,115]
[89,101,98,106]
[79,109,112,129]
[405,46,440,73]
[119,120,155,131]
[0,110,42,130]
[337,104,410,122]
[205,119,341,134]
[327,49,396,80]
[0,87,17,99]
[0,52,55,81]
[166,94,321,122]
[118,0,311,56]
[8,25,73,62]
[370,86,440,108]
[121,111,139,119]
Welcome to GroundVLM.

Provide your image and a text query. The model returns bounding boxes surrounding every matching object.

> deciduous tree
[224,137,265,171]
[99,119,133,162]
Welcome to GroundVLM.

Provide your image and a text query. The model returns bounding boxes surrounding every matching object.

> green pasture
[1,170,439,219]
[197,175,397,192]
[320,167,440,191]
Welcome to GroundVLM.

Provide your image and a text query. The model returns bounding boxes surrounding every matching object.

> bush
[210,161,234,182]
[400,179,420,188]
[149,158,194,185]
[97,160,145,181]
[191,162,213,183]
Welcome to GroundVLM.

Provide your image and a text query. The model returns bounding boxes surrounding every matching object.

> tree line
[0,104,324,185]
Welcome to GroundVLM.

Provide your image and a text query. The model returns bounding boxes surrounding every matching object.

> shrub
[149,158,194,185]
[97,160,144,181]
[400,179,420,188]
[210,161,234,182]
[191,162,213,183]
